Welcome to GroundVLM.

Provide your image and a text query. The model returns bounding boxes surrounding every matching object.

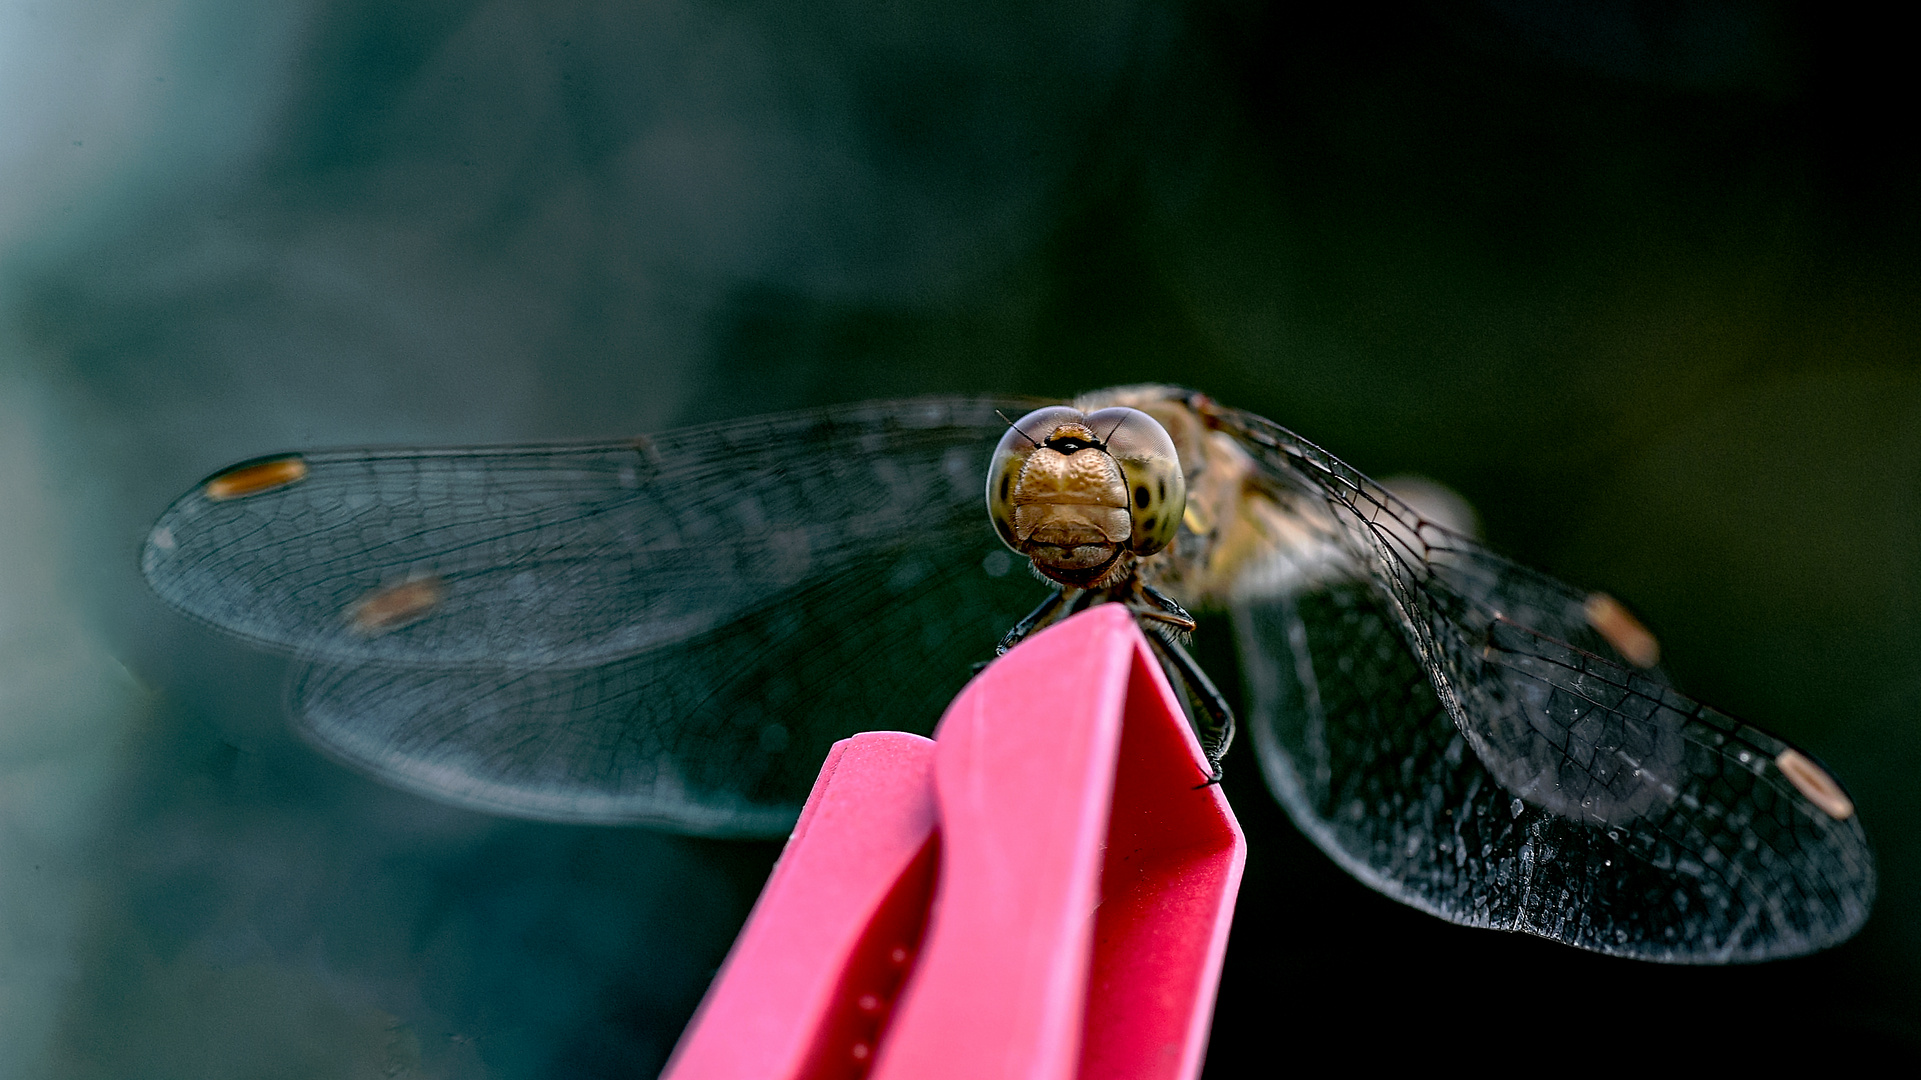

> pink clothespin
[664,605,1246,1080]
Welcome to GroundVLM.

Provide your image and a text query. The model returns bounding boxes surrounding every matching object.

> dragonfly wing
[289,484,1044,833]
[143,398,1029,667]
[1237,583,1871,960]
[1207,401,1875,959]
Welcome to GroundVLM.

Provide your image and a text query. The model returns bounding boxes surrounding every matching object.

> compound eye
[1082,407,1185,556]
[986,405,1086,551]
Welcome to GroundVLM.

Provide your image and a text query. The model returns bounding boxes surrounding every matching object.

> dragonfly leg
[996,589,1068,656]
[1132,581,1197,635]
[1141,627,1236,785]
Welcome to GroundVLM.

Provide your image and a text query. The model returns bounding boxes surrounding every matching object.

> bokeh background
[3,1,1916,1075]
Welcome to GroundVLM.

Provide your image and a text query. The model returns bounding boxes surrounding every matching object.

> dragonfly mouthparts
[1043,436,1100,454]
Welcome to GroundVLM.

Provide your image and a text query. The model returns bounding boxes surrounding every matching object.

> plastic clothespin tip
[668,606,1244,1080]
[873,604,1244,1080]
[665,732,939,1080]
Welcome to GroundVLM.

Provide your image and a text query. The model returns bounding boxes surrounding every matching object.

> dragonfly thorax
[987,406,1186,589]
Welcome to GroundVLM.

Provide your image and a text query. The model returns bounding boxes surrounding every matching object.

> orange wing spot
[1776,748,1855,820]
[346,576,445,635]
[1583,592,1660,669]
[204,456,309,500]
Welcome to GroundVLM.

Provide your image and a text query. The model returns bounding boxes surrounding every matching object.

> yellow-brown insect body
[988,404,1186,589]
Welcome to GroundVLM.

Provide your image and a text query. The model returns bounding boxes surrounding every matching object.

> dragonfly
[141,384,1874,963]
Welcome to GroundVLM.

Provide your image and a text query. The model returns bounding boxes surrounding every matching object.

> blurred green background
[1,1,1914,1075]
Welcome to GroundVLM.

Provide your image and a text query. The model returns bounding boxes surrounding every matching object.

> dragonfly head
[988,404,1186,587]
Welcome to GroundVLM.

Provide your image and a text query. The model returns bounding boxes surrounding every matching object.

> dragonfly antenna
[996,411,1041,448]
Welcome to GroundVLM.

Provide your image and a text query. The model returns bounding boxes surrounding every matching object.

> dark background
[3,1,1916,1075]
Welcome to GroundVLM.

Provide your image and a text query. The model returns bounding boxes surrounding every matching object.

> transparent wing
[143,397,1047,832]
[143,398,1029,668]
[292,533,1039,834]
[1201,398,1875,960]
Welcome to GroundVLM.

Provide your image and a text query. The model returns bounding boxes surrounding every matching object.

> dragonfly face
[986,405,1185,588]
[141,385,1875,963]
